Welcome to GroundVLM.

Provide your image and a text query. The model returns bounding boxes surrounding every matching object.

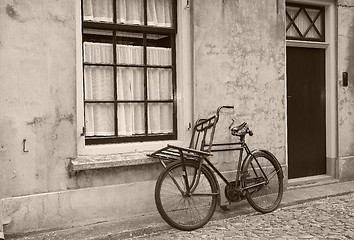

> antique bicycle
[148,106,284,231]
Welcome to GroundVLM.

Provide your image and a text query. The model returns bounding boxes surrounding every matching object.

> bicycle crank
[224,181,244,202]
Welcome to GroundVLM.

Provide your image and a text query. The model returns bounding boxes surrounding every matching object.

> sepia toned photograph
[0,0,353,239]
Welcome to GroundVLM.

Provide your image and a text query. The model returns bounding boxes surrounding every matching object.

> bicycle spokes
[155,161,218,230]
[243,152,283,213]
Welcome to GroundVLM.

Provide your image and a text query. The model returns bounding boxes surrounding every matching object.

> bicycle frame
[150,105,270,197]
[187,139,270,196]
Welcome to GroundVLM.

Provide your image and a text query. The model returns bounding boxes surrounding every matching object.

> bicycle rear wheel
[155,160,218,231]
[243,151,283,213]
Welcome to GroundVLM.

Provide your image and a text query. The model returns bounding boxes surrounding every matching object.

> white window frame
[75,0,192,155]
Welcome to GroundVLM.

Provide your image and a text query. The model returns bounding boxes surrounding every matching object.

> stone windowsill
[68,151,160,174]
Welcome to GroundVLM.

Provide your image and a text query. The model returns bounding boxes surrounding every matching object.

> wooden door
[287,47,326,179]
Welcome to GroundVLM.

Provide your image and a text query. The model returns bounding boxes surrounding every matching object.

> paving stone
[131,193,354,240]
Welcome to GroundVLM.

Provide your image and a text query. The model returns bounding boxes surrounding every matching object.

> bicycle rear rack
[148,144,212,168]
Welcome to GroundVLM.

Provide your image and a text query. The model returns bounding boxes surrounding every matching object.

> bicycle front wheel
[155,160,218,231]
[243,151,283,213]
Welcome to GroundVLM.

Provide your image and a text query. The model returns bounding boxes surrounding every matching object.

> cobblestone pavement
[131,193,354,240]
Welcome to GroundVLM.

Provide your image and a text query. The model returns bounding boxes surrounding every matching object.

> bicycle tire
[155,160,218,231]
[243,151,283,213]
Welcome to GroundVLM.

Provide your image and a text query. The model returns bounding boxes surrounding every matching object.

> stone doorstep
[287,174,339,190]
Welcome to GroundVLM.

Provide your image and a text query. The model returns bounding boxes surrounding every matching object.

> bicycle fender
[241,149,263,170]
[242,149,284,179]
[202,164,221,202]
[202,164,219,190]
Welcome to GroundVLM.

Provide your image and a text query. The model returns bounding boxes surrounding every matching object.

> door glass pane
[306,8,322,39]
[294,10,309,36]
[286,4,324,41]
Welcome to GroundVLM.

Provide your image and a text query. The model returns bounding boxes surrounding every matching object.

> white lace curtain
[84,42,173,136]
[83,0,172,27]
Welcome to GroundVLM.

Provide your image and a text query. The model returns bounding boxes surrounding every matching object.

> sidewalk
[6,180,354,240]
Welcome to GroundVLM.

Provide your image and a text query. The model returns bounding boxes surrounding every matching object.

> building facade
[0,0,353,234]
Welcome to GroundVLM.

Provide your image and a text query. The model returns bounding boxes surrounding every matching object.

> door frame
[285,0,338,179]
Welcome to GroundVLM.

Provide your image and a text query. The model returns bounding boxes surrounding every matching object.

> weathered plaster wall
[0,0,77,197]
[337,0,354,180]
[0,0,174,233]
[191,0,286,167]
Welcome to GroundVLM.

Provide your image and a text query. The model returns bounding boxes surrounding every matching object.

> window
[286,3,325,42]
[82,0,177,145]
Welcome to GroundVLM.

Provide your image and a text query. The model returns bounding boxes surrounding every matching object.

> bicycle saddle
[231,122,253,136]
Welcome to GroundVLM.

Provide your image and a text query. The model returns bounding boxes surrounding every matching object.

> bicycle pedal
[220,203,232,211]
[241,171,250,178]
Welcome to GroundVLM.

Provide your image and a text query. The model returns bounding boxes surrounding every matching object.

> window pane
[83,29,114,42]
[84,42,114,64]
[147,47,171,66]
[117,67,144,100]
[116,45,143,64]
[83,0,113,23]
[118,103,145,136]
[147,34,171,47]
[116,0,144,25]
[147,34,171,65]
[116,32,144,45]
[116,32,144,64]
[85,103,115,136]
[147,68,172,100]
[147,0,173,27]
[84,66,114,101]
[148,103,173,134]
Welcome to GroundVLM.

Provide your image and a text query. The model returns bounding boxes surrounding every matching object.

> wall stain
[48,13,67,25]
[5,5,19,20]
[56,110,74,126]
[27,116,47,126]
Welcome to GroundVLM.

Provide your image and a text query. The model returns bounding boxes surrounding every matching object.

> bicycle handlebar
[215,105,234,120]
